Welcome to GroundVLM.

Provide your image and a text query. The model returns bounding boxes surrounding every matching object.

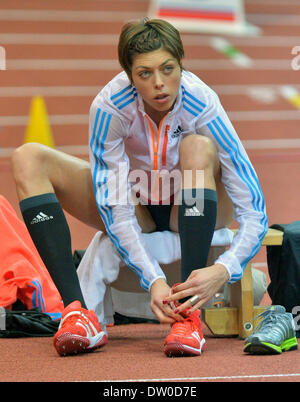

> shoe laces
[60,310,90,330]
[251,309,284,335]
[172,317,198,336]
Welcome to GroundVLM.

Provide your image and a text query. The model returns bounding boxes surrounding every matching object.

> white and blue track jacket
[89,70,268,292]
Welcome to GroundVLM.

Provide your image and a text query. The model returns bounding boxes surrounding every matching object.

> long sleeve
[89,101,166,292]
[196,89,268,283]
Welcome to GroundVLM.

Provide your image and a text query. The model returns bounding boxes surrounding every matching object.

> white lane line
[279,86,300,109]
[186,59,293,70]
[0,9,299,27]
[0,85,102,97]
[214,84,300,95]
[202,36,300,47]
[247,14,300,25]
[0,114,87,126]
[243,138,300,149]
[210,37,253,68]
[1,33,300,46]
[97,373,300,382]
[0,9,297,23]
[0,114,88,126]
[0,33,119,45]
[7,59,121,70]
[0,110,300,127]
[246,86,278,104]
[4,58,294,70]
[247,0,300,5]
[1,84,300,97]
[0,10,144,22]
[229,110,300,121]
[2,138,300,158]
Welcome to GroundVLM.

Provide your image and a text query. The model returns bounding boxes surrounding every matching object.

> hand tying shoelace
[163,283,206,357]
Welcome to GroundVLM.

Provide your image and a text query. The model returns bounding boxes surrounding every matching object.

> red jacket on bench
[0,195,63,320]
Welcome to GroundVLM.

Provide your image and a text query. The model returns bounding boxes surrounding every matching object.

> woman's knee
[11,143,48,182]
[179,134,218,171]
[11,143,57,200]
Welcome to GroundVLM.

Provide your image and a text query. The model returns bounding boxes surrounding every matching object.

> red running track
[0,0,299,383]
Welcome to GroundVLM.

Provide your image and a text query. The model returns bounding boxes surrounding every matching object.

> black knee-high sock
[20,193,87,309]
[178,188,217,282]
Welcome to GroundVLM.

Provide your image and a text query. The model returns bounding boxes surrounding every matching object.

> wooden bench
[201,228,283,339]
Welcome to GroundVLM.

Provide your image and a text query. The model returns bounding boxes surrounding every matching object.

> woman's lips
[154,94,169,104]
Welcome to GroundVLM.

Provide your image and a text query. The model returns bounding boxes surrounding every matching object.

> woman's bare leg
[12,143,156,232]
[11,143,156,309]
[12,143,104,230]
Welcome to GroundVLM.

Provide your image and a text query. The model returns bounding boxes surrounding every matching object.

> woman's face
[131,48,182,122]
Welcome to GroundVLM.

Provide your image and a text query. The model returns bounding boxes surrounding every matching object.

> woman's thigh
[42,148,158,233]
[37,147,106,231]
[12,143,170,233]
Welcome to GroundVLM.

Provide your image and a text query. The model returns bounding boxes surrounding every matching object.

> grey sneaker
[244,305,298,354]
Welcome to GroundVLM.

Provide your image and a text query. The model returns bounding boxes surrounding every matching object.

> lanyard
[144,115,170,202]
[144,115,170,170]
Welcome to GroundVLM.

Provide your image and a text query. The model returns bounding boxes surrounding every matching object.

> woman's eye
[139,70,150,78]
[164,65,174,73]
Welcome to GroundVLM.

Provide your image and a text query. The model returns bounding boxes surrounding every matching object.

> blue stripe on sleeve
[118,93,137,110]
[111,86,137,110]
[110,85,132,100]
[181,85,207,117]
[207,118,268,273]
[112,88,136,106]
[181,85,207,108]
[183,104,198,116]
[91,109,113,225]
[89,107,100,151]
[216,116,266,213]
[183,96,204,113]
[90,109,150,290]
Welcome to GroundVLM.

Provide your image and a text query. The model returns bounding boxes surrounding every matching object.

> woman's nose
[153,72,164,89]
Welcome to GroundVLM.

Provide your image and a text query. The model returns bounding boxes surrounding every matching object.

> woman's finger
[163,303,184,322]
[151,301,175,324]
[163,286,196,305]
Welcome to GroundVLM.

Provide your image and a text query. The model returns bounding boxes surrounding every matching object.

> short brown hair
[118,18,184,81]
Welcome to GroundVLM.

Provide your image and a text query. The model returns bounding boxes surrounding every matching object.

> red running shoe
[164,309,206,357]
[53,301,108,356]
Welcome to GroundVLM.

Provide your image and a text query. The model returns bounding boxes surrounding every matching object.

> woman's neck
[144,101,174,128]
